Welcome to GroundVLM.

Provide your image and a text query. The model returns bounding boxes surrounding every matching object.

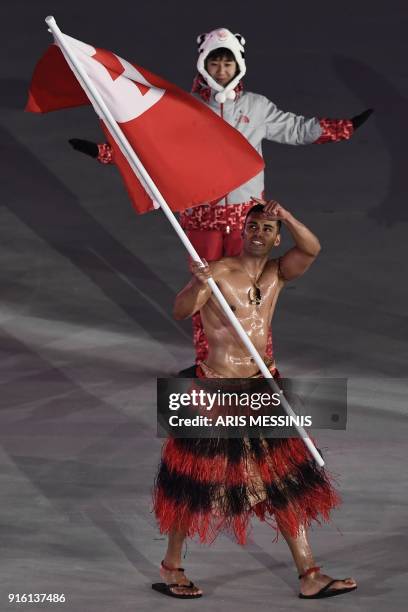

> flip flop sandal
[298,565,357,599]
[152,582,202,599]
[152,561,202,599]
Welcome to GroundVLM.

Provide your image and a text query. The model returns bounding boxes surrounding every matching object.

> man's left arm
[278,215,321,281]
[253,198,321,281]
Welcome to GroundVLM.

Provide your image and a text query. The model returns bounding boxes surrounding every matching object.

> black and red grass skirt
[153,367,341,545]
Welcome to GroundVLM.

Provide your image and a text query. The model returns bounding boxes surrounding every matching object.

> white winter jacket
[192,89,322,206]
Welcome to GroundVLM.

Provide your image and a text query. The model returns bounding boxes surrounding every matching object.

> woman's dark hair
[205,47,237,63]
[204,48,241,80]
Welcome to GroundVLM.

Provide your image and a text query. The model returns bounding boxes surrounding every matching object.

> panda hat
[196,27,246,103]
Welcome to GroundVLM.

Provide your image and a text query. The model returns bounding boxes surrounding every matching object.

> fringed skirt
[153,365,341,545]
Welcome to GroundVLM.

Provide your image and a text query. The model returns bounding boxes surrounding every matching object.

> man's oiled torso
[200,258,283,377]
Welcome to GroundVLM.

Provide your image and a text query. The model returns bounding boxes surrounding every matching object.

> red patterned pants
[180,202,274,363]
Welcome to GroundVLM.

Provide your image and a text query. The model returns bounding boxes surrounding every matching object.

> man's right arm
[173,260,213,320]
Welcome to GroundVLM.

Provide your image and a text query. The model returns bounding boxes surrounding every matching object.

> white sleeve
[263,97,322,145]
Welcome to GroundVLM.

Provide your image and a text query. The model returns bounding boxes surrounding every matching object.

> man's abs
[201,317,274,377]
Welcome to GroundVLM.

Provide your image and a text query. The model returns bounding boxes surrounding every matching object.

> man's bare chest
[211,270,279,316]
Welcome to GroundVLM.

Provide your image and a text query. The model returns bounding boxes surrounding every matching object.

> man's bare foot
[300,569,357,598]
[159,562,203,597]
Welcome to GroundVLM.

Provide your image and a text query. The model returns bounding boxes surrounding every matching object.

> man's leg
[157,528,203,596]
[163,528,187,568]
[278,521,357,597]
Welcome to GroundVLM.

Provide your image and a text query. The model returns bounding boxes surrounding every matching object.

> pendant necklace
[248,284,262,305]
[243,264,262,306]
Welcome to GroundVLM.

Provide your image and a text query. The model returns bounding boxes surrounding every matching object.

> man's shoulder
[212,256,279,271]
[209,256,240,276]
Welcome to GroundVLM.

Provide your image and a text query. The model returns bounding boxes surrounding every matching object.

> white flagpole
[45,16,324,467]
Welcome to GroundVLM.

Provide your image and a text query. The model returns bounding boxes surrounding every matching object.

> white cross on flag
[26,35,264,214]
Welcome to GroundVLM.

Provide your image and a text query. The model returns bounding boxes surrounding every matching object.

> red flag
[26,36,264,214]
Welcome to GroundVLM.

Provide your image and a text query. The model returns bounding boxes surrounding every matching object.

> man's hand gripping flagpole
[45,15,324,467]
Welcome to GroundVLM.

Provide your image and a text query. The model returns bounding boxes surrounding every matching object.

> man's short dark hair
[244,204,281,232]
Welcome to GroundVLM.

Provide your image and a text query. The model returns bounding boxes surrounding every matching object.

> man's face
[243,213,281,256]
[206,56,238,86]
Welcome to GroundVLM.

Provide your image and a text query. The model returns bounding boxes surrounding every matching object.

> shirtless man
[174,197,315,378]
[153,198,357,600]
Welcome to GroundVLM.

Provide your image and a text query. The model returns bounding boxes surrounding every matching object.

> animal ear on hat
[234,33,246,46]
[196,33,207,46]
